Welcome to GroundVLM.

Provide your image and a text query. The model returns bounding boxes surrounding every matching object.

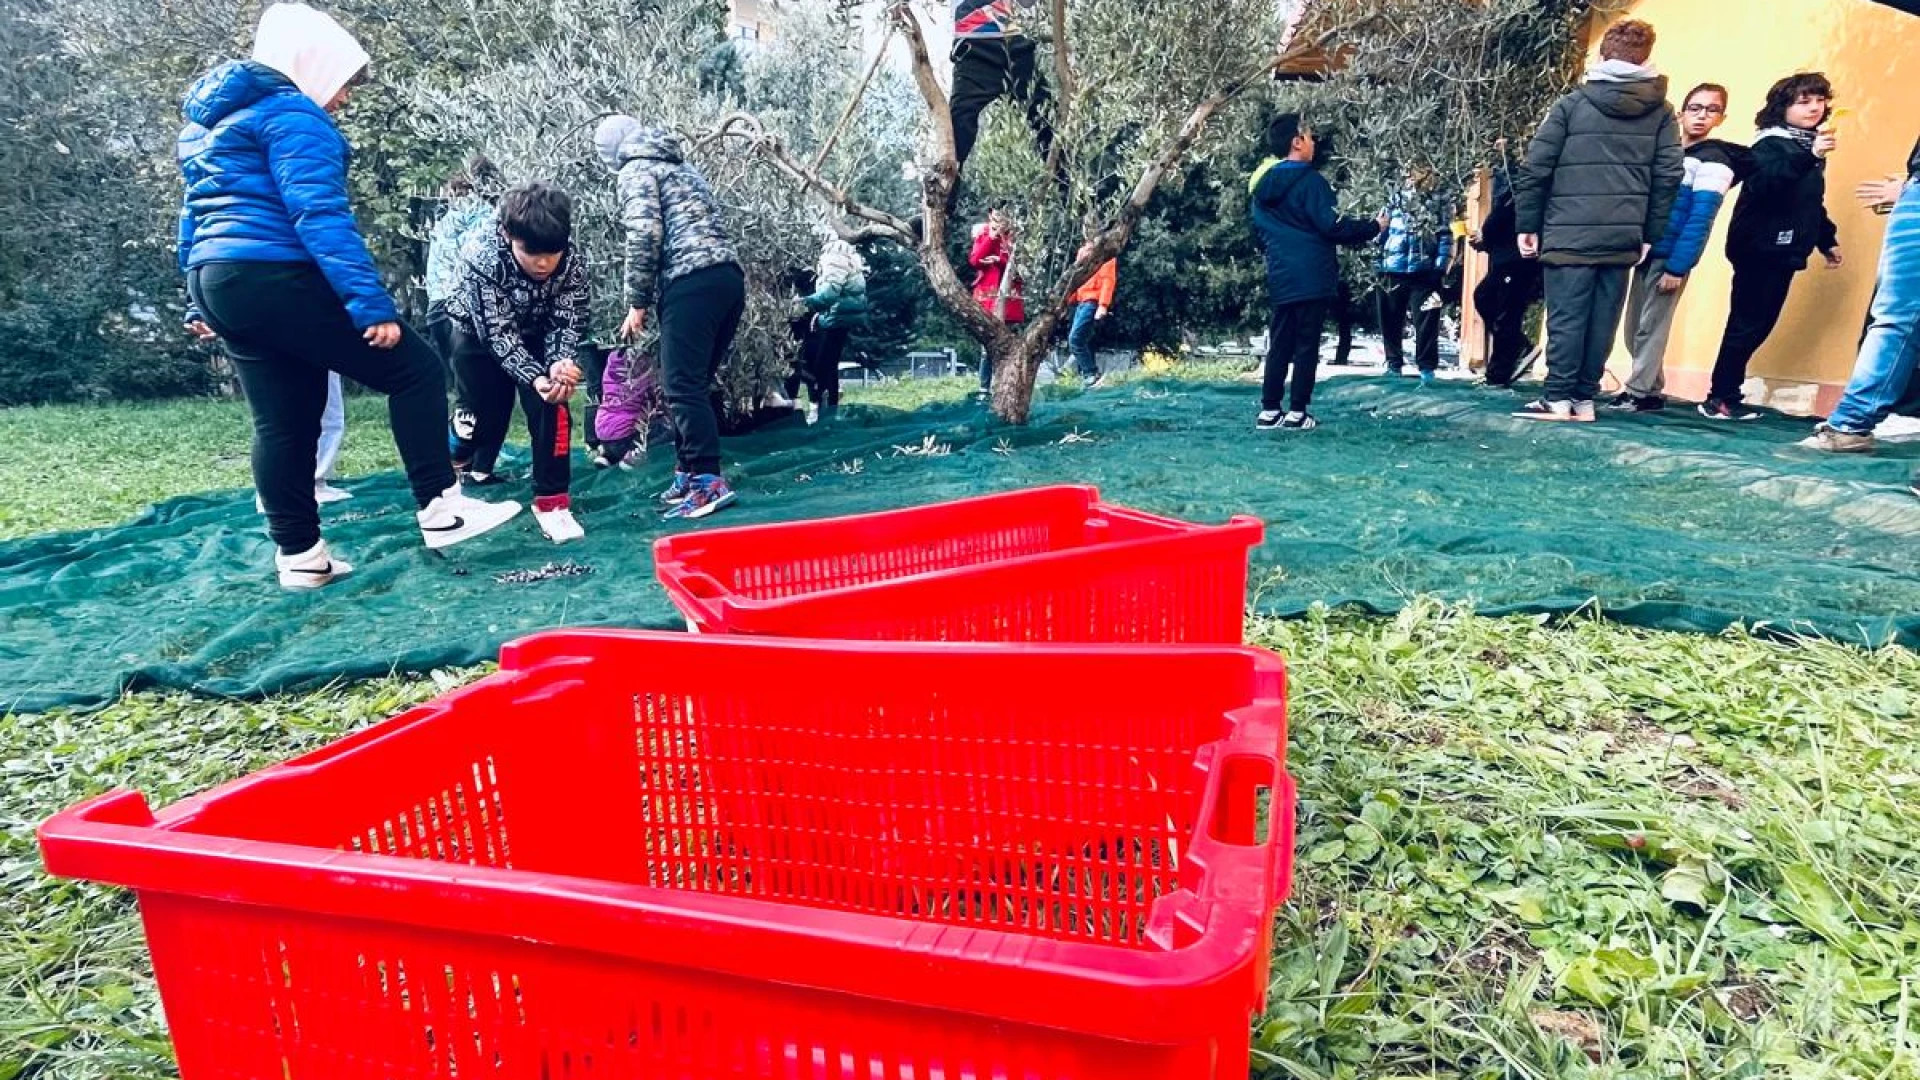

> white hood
[251,3,369,109]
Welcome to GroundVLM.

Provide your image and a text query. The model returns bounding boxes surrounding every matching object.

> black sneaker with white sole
[1255,410,1284,431]
[1607,393,1666,412]
[1279,411,1318,430]
[1698,398,1761,422]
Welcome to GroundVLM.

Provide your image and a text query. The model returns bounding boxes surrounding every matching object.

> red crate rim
[652,486,1265,630]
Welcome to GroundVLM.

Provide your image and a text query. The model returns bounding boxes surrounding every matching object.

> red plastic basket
[40,631,1294,1080]
[652,485,1265,642]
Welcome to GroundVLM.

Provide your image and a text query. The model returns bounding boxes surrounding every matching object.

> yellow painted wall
[1594,1,1920,411]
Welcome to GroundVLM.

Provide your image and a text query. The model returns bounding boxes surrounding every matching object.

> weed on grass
[1254,603,1920,1079]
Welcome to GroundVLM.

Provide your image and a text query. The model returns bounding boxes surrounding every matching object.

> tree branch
[705,111,915,243]
[811,22,894,173]
[886,0,956,231]
[1041,0,1075,193]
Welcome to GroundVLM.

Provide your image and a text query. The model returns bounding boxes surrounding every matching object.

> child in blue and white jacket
[1377,172,1455,382]
[1616,82,1751,410]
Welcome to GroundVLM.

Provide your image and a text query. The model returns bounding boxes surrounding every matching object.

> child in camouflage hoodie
[595,114,744,521]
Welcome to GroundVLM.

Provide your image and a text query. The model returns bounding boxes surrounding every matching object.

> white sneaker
[1514,399,1575,421]
[1571,400,1597,423]
[314,481,354,504]
[806,403,820,426]
[417,484,522,550]
[535,506,585,543]
[275,540,353,590]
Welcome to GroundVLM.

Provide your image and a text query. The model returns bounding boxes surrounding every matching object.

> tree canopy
[0,0,1620,413]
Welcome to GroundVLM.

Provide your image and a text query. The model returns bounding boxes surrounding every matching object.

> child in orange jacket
[1068,244,1118,386]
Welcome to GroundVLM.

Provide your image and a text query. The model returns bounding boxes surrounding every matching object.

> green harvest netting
[5,378,1920,713]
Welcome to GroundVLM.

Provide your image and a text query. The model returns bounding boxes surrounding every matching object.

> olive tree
[406,0,923,416]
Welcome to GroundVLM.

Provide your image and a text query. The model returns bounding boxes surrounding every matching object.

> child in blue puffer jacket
[180,3,520,589]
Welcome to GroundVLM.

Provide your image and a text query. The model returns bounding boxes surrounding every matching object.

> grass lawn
[2,372,1917,1078]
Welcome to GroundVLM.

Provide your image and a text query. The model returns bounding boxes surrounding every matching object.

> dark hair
[1755,72,1833,129]
[497,182,572,254]
[446,154,503,199]
[1266,113,1306,156]
[1599,19,1656,64]
[1683,83,1729,110]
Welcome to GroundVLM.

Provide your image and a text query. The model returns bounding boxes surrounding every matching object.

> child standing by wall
[444,182,589,543]
[1701,73,1844,421]
[1513,19,1684,423]
[1613,83,1747,412]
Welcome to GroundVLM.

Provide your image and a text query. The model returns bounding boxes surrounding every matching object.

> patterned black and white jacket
[445,234,591,386]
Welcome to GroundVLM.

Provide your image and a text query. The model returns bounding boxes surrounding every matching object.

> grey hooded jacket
[595,116,739,310]
[1514,69,1684,267]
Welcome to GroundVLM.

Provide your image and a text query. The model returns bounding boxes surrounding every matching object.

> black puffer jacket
[1724,130,1838,267]
[1514,70,1684,266]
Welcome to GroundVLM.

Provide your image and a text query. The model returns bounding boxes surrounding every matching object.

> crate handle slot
[678,570,728,600]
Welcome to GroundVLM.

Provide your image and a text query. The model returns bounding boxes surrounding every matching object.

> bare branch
[810,22,895,173]
[886,0,956,221]
[706,110,915,243]
[1040,0,1075,192]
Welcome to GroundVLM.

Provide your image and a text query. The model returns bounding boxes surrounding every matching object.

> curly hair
[1598,19,1656,65]
[1754,72,1834,130]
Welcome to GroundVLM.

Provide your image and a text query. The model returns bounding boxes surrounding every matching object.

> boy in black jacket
[1249,114,1386,430]
[1472,138,1544,387]
[1702,72,1844,421]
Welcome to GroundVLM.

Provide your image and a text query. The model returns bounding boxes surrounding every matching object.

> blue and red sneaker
[662,475,737,521]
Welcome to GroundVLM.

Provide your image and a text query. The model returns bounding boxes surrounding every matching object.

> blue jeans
[1068,300,1100,377]
[1827,182,1920,435]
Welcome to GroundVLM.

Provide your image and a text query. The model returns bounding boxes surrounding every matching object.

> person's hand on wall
[1857,177,1904,214]
[1823,246,1844,270]
[1813,131,1839,159]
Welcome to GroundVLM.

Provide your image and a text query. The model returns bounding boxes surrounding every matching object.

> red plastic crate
[652,485,1264,642]
[40,631,1294,1080]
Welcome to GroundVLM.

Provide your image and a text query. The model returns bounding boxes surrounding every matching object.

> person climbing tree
[947,0,1056,212]
[970,208,1026,393]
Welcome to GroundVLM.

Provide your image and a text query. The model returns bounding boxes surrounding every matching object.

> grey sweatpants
[1542,264,1631,404]
[1622,258,1688,398]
